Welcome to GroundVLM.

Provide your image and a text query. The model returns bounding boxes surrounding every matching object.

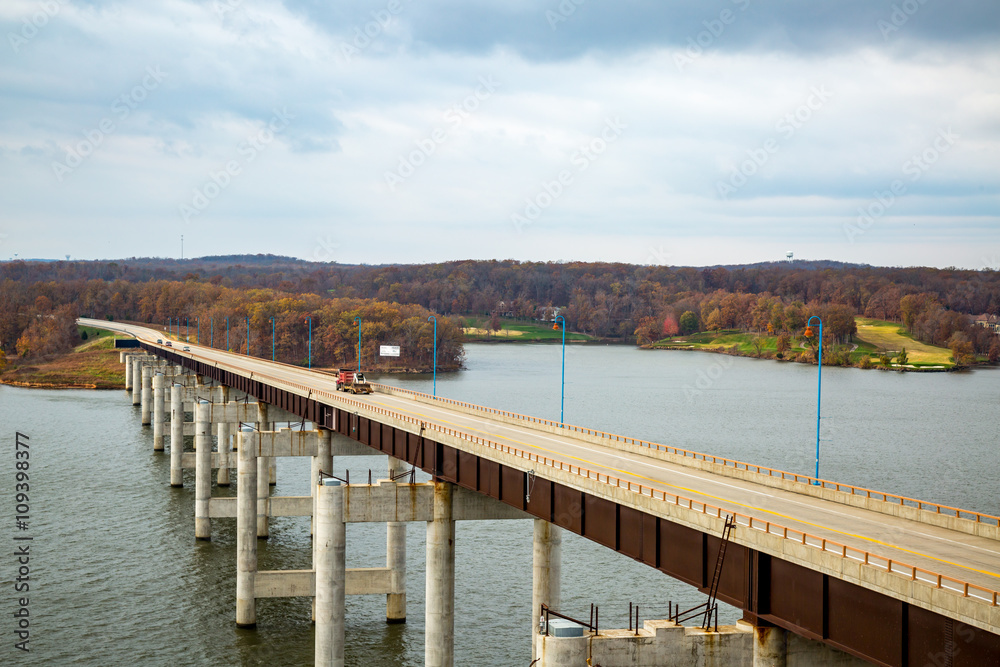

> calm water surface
[2,344,997,665]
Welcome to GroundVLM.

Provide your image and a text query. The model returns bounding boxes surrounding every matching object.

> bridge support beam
[170,382,184,486]
[124,351,134,390]
[386,456,407,624]
[753,624,787,667]
[152,373,166,451]
[217,420,231,487]
[195,400,212,540]
[257,403,271,537]
[533,519,562,660]
[425,481,455,667]
[236,425,257,628]
[140,365,152,424]
[131,357,142,405]
[315,480,346,667]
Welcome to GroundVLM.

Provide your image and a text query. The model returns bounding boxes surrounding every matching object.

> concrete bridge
[88,319,1000,666]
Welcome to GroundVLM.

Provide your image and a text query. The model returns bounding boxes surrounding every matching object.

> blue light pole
[306,316,312,369]
[270,317,275,361]
[555,314,567,425]
[186,317,189,342]
[196,317,200,345]
[210,317,214,349]
[806,315,824,483]
[246,317,250,356]
[427,315,437,396]
[354,316,362,371]
[226,317,229,352]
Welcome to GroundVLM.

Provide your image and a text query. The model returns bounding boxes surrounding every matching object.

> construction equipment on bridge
[336,369,373,395]
[669,513,736,632]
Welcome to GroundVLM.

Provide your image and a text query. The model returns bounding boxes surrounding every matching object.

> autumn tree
[679,310,699,335]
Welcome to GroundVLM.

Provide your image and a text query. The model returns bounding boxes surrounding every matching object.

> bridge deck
[92,319,1000,618]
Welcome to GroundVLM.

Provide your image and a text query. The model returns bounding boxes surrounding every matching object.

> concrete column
[535,633,587,667]
[312,429,334,533]
[753,624,787,667]
[152,374,166,451]
[386,456,407,624]
[269,455,277,486]
[257,455,270,538]
[124,353,133,390]
[256,403,270,537]
[131,358,142,405]
[217,421,231,486]
[532,519,562,660]
[195,400,212,540]
[425,482,455,667]
[170,384,184,487]
[236,427,257,628]
[315,480,346,667]
[140,365,152,423]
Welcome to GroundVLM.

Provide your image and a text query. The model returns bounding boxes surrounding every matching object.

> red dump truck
[336,369,373,394]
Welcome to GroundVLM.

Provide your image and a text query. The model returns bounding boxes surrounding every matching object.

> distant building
[537,306,561,322]
[973,314,1000,334]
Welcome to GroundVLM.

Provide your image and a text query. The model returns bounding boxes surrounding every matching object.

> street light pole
[226,317,229,352]
[555,315,567,425]
[806,315,824,483]
[270,317,275,361]
[427,315,437,397]
[210,317,213,349]
[246,317,250,356]
[354,316,362,372]
[196,317,200,345]
[186,317,189,342]
[306,316,312,369]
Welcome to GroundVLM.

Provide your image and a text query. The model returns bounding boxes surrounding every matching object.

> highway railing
[370,382,1000,529]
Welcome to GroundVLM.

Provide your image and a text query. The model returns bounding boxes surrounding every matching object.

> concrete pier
[152,373,166,451]
[315,480,346,667]
[236,425,257,627]
[170,383,184,487]
[425,482,455,667]
[257,455,270,538]
[131,357,142,405]
[386,456,407,624]
[140,365,152,423]
[754,624,787,667]
[194,400,212,540]
[124,352,133,390]
[533,519,562,660]
[217,421,231,486]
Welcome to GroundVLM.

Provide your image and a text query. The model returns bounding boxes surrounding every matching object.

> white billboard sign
[380,345,401,357]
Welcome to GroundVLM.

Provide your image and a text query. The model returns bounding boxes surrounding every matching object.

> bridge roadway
[91,320,1000,629]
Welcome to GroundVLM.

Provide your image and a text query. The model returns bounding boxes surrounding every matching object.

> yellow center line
[369,396,1000,582]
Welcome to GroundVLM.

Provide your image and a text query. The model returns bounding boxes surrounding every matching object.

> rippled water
[2,344,997,665]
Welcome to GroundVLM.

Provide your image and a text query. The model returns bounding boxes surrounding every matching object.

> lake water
[2,344,997,665]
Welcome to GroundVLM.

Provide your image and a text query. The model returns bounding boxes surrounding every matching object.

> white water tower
[786,251,794,262]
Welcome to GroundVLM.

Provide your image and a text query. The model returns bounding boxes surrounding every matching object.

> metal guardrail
[121,325,1000,611]
[371,383,1000,528]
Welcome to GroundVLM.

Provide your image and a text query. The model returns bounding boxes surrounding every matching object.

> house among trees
[974,314,1000,334]
[537,306,561,322]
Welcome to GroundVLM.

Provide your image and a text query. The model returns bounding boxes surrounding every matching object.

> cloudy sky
[1,0,998,268]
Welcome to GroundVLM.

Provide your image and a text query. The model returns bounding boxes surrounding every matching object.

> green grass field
[854,318,953,366]
[461,318,592,342]
[652,318,954,368]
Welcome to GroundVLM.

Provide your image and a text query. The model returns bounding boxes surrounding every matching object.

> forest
[2,257,998,368]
